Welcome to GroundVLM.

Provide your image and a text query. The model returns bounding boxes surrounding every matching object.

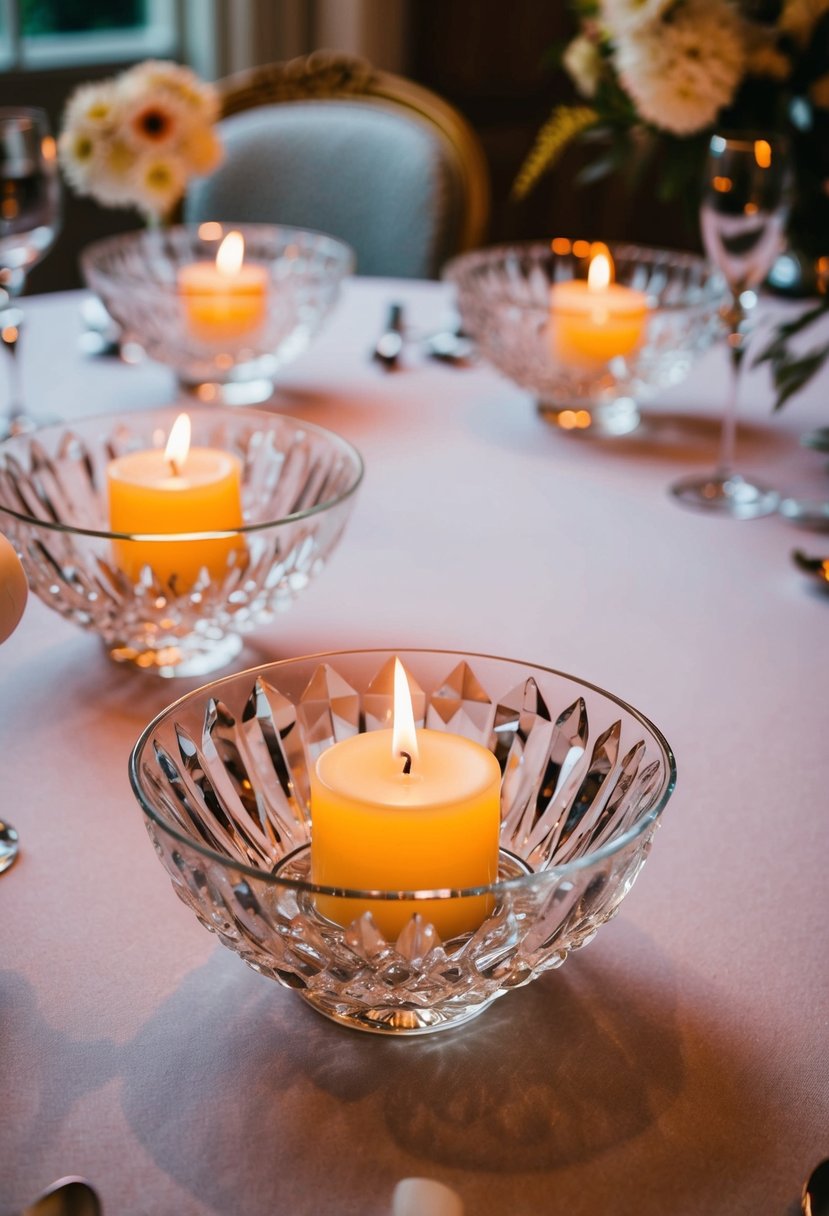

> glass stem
[716,295,747,480]
[1,309,24,423]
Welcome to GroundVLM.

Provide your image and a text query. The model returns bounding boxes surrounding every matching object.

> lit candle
[549,243,648,368]
[178,231,268,341]
[310,658,502,941]
[107,413,244,589]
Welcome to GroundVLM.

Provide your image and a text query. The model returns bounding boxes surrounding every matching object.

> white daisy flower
[120,60,219,123]
[614,0,744,135]
[131,153,187,220]
[563,34,603,98]
[58,58,222,219]
[57,126,103,193]
[61,80,121,134]
[601,0,675,35]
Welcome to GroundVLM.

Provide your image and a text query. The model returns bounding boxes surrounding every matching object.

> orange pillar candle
[107,413,244,589]
[178,231,268,341]
[310,659,502,941]
[549,244,648,369]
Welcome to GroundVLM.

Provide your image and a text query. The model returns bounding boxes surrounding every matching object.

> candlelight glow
[754,139,772,169]
[164,413,191,473]
[392,658,419,769]
[216,231,245,277]
[587,248,612,293]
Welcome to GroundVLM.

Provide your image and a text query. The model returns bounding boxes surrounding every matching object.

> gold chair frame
[216,50,490,256]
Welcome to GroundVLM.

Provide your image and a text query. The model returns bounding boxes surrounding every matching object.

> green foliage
[753,299,829,411]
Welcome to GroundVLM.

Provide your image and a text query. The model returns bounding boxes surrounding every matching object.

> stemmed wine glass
[670,132,789,517]
[0,106,62,438]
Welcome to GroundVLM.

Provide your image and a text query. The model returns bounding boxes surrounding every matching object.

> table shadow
[600,409,791,467]
[466,388,793,469]
[0,915,806,1216]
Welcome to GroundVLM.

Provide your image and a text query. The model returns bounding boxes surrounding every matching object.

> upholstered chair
[184,51,490,278]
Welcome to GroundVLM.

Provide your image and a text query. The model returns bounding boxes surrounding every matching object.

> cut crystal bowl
[0,407,363,676]
[444,241,725,436]
[130,649,677,1034]
[82,223,354,405]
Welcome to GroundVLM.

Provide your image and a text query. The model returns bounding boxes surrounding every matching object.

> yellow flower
[133,155,186,219]
[58,58,222,216]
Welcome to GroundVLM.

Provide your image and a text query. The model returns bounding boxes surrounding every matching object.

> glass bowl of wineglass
[0,107,62,437]
[670,132,789,517]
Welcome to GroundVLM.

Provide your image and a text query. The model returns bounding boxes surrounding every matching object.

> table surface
[1,279,827,1216]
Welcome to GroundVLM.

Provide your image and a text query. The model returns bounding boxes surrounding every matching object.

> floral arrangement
[513,0,829,409]
[58,60,223,223]
[514,0,829,203]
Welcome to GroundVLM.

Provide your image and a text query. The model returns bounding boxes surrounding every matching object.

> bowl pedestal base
[537,395,640,437]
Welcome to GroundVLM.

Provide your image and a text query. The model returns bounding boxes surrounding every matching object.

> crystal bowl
[444,240,725,436]
[81,223,354,405]
[0,407,363,676]
[129,649,677,1034]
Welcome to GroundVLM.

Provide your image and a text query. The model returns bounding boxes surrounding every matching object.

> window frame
[0,0,182,71]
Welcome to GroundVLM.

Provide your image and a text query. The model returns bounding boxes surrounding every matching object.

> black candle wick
[399,750,412,775]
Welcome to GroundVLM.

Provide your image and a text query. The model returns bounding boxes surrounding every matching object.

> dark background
[0,0,697,294]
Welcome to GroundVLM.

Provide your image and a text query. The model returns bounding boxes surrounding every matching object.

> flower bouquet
[58,59,222,223]
[513,0,829,408]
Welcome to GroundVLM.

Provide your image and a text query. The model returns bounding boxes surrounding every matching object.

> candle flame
[216,230,245,277]
[587,245,612,293]
[392,658,419,771]
[164,413,191,475]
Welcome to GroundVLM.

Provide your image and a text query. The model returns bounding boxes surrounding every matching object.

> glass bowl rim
[128,645,678,901]
[0,404,365,540]
[81,220,357,287]
[443,239,725,315]
[0,104,53,127]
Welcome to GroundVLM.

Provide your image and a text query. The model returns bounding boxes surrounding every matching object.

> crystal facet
[131,651,676,1034]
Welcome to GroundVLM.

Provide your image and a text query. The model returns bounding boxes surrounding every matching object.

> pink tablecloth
[1,280,827,1216]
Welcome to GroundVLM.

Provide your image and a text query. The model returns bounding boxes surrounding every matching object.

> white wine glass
[670,132,789,518]
[0,106,62,438]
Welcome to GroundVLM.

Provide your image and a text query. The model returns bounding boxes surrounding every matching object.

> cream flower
[563,34,603,98]
[60,80,120,132]
[614,0,744,135]
[779,0,829,45]
[59,59,222,219]
[131,154,187,219]
[57,126,102,193]
[180,125,223,176]
[601,0,675,35]
[119,60,219,123]
[119,90,191,153]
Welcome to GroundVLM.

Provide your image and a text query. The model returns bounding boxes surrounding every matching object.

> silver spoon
[0,818,19,874]
[22,1177,101,1216]
[372,302,405,371]
[424,325,476,367]
[803,1158,829,1216]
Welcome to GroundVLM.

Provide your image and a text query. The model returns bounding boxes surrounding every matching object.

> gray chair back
[183,52,489,279]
